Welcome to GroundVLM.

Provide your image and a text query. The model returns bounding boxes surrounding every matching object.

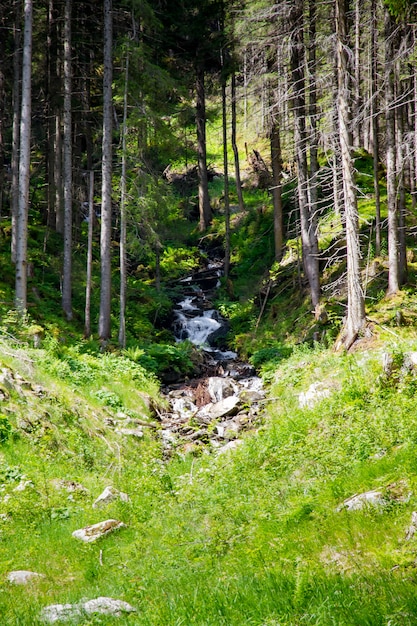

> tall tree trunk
[98,0,113,344]
[15,0,32,313]
[222,80,231,279]
[196,66,211,231]
[62,0,73,320]
[84,171,94,338]
[290,0,320,308]
[353,0,361,147]
[118,52,129,349]
[371,0,381,256]
[11,0,21,263]
[385,7,399,295]
[336,0,366,349]
[308,0,319,248]
[396,85,407,284]
[270,122,283,262]
[231,72,244,213]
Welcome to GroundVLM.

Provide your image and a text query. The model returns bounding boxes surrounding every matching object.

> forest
[2,0,417,624]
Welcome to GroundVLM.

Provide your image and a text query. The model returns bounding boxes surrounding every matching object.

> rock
[41,603,80,623]
[92,486,130,508]
[239,389,265,404]
[41,597,136,623]
[382,352,394,377]
[72,519,125,543]
[83,597,136,616]
[115,427,143,439]
[337,490,385,512]
[7,570,45,585]
[405,511,417,540]
[299,382,331,408]
[198,395,240,421]
[170,397,198,420]
[207,377,238,403]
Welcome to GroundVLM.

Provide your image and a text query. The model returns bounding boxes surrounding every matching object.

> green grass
[2,327,417,623]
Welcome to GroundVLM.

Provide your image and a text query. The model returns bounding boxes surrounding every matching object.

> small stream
[159,256,265,456]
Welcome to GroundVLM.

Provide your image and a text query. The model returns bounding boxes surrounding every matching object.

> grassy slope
[2,310,417,624]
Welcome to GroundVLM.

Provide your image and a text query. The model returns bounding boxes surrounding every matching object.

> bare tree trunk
[15,0,32,313]
[290,0,320,308]
[353,0,361,147]
[98,0,113,344]
[231,72,244,213]
[222,79,231,279]
[196,66,211,231]
[118,52,129,349]
[62,0,73,320]
[308,0,319,249]
[84,171,94,338]
[396,88,407,284]
[336,0,366,349]
[11,0,21,264]
[385,7,399,295]
[371,0,381,256]
[270,122,283,262]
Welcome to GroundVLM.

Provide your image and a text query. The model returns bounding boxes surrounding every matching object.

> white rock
[72,519,126,543]
[170,397,198,420]
[299,382,331,408]
[338,490,385,512]
[7,570,45,585]
[41,598,136,623]
[207,377,238,403]
[84,597,136,616]
[41,603,80,623]
[198,395,240,420]
[92,486,130,508]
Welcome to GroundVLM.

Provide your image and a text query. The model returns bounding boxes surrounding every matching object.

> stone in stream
[72,519,125,542]
[207,376,238,403]
[197,395,240,421]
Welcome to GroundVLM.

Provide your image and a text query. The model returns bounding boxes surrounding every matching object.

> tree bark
[118,52,129,349]
[11,0,21,264]
[270,122,283,262]
[290,0,320,308]
[231,72,244,213]
[98,0,113,344]
[15,0,32,313]
[371,0,381,256]
[196,66,211,231]
[84,171,94,338]
[385,7,399,295]
[62,0,73,321]
[222,79,231,279]
[336,0,366,348]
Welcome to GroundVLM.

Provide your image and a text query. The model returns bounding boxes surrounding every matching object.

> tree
[62,0,73,321]
[98,0,113,344]
[289,0,320,308]
[336,0,366,348]
[15,0,33,313]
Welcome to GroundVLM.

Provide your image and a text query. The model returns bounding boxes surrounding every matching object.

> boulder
[7,570,45,585]
[72,519,125,543]
[337,490,385,512]
[92,486,130,508]
[115,427,143,439]
[41,597,136,623]
[198,395,240,421]
[207,377,238,403]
